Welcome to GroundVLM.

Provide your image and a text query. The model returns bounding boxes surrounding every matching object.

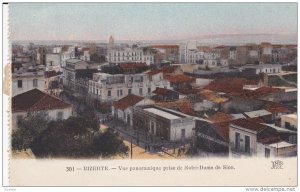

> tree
[93,131,129,157]
[12,112,49,151]
[26,115,129,158]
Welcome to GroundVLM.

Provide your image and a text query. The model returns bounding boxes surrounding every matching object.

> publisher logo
[271,160,283,169]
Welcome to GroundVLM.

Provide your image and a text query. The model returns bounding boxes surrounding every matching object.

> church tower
[108,35,114,49]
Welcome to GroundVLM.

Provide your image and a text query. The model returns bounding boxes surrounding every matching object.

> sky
[9,3,297,42]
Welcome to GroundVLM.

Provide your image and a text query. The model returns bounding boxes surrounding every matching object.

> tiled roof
[212,122,230,142]
[264,101,290,114]
[12,89,71,113]
[230,118,268,132]
[82,48,90,51]
[113,94,144,111]
[204,77,259,95]
[176,88,200,95]
[155,98,195,116]
[152,87,178,96]
[258,135,281,145]
[161,66,180,74]
[213,45,228,49]
[200,89,229,103]
[245,86,282,98]
[208,112,233,123]
[164,74,194,84]
[145,70,162,76]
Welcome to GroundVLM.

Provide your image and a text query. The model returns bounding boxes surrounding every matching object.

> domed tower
[108,35,114,49]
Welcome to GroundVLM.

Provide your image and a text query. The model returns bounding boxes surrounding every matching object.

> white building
[133,105,195,141]
[53,47,62,54]
[80,50,90,61]
[107,47,154,65]
[179,42,227,68]
[88,72,171,102]
[12,89,73,130]
[243,64,282,74]
[61,47,76,67]
[229,119,296,157]
[12,69,45,97]
[229,47,237,60]
[46,53,62,71]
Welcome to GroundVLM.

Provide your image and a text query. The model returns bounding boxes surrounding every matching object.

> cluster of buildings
[179,41,297,69]
[11,37,298,158]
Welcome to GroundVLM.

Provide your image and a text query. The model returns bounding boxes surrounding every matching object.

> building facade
[107,47,154,65]
[88,72,171,102]
[133,105,195,141]
[12,89,73,130]
[12,70,45,97]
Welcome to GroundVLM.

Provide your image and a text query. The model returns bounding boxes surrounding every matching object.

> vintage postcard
[1,2,298,189]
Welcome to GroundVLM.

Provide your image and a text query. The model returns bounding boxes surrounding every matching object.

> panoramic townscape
[11,37,297,159]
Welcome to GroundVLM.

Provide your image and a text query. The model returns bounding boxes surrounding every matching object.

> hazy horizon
[10,3,297,44]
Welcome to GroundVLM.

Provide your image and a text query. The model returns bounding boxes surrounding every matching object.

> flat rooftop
[144,107,181,120]
[281,114,297,119]
[268,141,296,149]
[244,110,271,118]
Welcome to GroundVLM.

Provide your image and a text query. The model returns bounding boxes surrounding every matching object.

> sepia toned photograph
[2,2,298,188]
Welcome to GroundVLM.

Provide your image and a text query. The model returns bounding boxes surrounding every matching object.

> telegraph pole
[130,137,133,159]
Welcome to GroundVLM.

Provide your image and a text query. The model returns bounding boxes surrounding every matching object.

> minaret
[108,35,114,49]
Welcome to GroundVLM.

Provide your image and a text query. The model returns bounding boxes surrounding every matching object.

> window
[33,79,38,87]
[139,88,143,95]
[289,135,297,144]
[108,90,111,97]
[17,80,22,88]
[128,89,132,94]
[235,132,240,151]
[148,87,151,94]
[181,129,185,139]
[16,115,23,124]
[56,111,63,120]
[245,135,250,154]
[265,148,270,158]
[285,122,291,129]
[120,90,123,96]
[141,76,143,82]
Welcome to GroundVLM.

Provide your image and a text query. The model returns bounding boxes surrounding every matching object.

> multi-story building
[88,72,171,103]
[61,46,76,67]
[12,66,46,97]
[36,47,47,65]
[46,53,61,71]
[179,42,228,68]
[62,59,98,94]
[260,42,273,64]
[107,47,154,65]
